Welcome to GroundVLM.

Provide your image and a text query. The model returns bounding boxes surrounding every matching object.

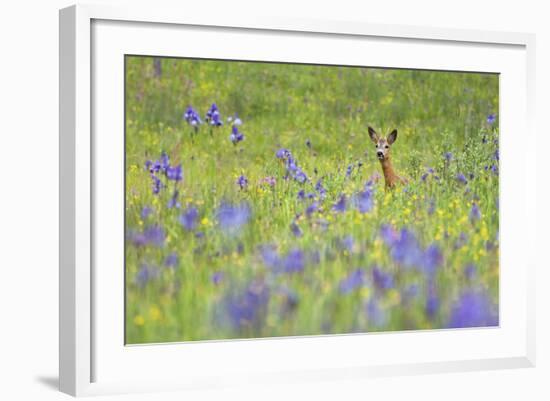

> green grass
[125,56,499,343]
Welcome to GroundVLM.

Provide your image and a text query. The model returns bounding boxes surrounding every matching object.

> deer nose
[377,151,384,157]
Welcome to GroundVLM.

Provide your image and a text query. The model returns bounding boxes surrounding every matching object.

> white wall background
[0,0,547,400]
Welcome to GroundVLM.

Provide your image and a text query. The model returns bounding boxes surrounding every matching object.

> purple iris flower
[151,175,162,195]
[149,161,160,174]
[222,280,270,331]
[421,167,436,182]
[260,245,281,270]
[456,173,468,185]
[366,298,387,328]
[423,244,442,277]
[160,152,170,172]
[179,207,199,231]
[143,225,165,247]
[227,113,242,126]
[283,249,305,273]
[167,189,180,209]
[230,125,244,144]
[276,150,309,183]
[276,148,291,159]
[339,269,366,294]
[211,271,224,285]
[210,112,223,126]
[130,225,165,247]
[469,203,481,222]
[141,206,153,220]
[294,169,308,183]
[205,103,223,126]
[444,152,453,163]
[166,164,183,181]
[285,156,298,174]
[380,224,399,245]
[447,290,499,328]
[339,235,354,252]
[164,252,178,268]
[135,264,159,288]
[402,284,419,303]
[305,202,318,217]
[355,188,374,213]
[487,114,496,125]
[454,232,468,249]
[372,266,394,290]
[425,289,439,319]
[236,175,248,190]
[183,105,202,126]
[388,229,424,268]
[464,263,476,280]
[346,164,353,177]
[315,179,327,200]
[216,201,251,233]
[332,195,347,213]
[290,221,303,237]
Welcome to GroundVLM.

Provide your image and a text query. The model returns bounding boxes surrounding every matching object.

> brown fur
[368,126,408,190]
[380,157,408,189]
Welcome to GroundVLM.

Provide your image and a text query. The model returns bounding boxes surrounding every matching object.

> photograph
[124,56,499,344]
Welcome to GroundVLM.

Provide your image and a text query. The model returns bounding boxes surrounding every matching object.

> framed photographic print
[59,4,536,397]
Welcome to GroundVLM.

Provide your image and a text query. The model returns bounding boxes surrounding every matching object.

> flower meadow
[125,56,499,343]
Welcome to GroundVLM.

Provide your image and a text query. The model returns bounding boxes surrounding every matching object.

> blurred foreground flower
[332,195,347,213]
[469,203,481,222]
[221,280,270,331]
[179,207,199,231]
[372,266,394,290]
[447,290,498,328]
[129,225,165,247]
[366,298,387,328]
[211,271,224,285]
[339,269,366,294]
[141,206,153,220]
[135,264,159,288]
[164,253,178,268]
[216,201,251,233]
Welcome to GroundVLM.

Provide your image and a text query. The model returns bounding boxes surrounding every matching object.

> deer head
[368,126,398,162]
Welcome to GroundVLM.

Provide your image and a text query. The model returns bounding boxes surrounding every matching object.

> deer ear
[387,129,398,144]
[368,126,379,144]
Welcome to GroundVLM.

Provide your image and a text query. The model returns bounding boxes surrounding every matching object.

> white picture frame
[59,3,536,397]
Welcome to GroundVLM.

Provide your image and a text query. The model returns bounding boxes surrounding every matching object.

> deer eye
[385,145,389,149]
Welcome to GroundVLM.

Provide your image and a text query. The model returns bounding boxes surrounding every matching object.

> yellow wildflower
[149,305,162,321]
[133,315,145,326]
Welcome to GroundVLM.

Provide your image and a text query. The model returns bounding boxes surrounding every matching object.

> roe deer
[368,126,408,190]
